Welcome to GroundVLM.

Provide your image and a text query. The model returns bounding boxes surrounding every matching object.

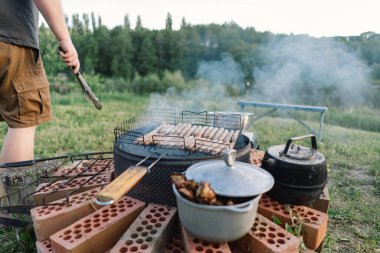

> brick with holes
[165,230,185,253]
[250,149,265,166]
[50,196,145,253]
[31,187,102,241]
[236,213,300,253]
[52,164,115,178]
[33,174,111,205]
[258,194,328,250]
[110,203,177,253]
[309,186,330,214]
[81,159,114,168]
[181,226,232,253]
[36,239,54,253]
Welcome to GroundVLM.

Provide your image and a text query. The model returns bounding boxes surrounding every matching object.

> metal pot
[173,185,261,242]
[173,149,274,242]
[261,134,328,205]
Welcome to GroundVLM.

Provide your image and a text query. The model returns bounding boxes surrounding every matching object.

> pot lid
[266,135,325,164]
[185,149,274,197]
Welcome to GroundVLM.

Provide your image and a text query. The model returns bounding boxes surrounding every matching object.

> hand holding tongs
[58,47,102,110]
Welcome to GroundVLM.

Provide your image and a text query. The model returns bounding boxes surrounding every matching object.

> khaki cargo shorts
[0,41,52,128]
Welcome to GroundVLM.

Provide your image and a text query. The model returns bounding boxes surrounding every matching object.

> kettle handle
[281,134,317,156]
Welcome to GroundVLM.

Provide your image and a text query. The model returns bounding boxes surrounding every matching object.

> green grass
[0,92,379,252]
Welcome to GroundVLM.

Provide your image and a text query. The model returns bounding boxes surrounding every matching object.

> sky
[57,0,380,38]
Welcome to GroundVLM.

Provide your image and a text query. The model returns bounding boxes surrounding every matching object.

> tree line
[39,13,380,99]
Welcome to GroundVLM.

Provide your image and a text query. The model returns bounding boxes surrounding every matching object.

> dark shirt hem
[0,34,39,50]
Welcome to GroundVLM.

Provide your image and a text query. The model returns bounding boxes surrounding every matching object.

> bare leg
[0,126,36,163]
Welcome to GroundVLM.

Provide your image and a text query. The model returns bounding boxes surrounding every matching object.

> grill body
[114,133,251,206]
[113,109,253,206]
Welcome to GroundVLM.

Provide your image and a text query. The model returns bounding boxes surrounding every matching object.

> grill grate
[114,109,249,159]
[0,152,113,226]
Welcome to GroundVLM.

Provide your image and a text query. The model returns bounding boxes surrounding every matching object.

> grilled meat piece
[196,181,217,204]
[178,187,195,200]
[170,173,186,188]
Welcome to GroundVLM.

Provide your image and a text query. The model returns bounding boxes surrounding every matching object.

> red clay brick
[110,204,177,253]
[309,186,330,214]
[236,213,300,253]
[52,165,115,178]
[81,159,114,167]
[50,196,145,253]
[31,187,102,241]
[36,239,54,253]
[250,149,265,166]
[33,174,111,205]
[258,195,328,250]
[165,230,185,253]
[181,226,232,253]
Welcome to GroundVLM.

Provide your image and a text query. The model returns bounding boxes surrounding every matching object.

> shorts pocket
[11,74,50,119]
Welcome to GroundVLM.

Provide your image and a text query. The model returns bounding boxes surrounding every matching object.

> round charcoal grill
[114,121,252,206]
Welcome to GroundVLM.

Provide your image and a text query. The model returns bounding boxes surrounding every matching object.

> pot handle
[217,198,257,213]
[281,134,317,156]
[223,149,237,166]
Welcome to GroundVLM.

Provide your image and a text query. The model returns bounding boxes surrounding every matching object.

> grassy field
[0,91,379,252]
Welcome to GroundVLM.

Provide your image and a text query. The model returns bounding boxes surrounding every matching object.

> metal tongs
[58,47,102,110]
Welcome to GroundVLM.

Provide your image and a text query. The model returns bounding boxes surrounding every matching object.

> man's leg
[0,126,36,163]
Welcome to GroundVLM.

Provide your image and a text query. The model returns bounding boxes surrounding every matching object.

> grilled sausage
[222,130,235,143]
[217,129,229,142]
[183,125,198,137]
[202,126,214,138]
[206,127,219,139]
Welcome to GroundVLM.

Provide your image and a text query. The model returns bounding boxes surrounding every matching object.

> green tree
[124,14,131,30]
[135,15,143,30]
[109,26,134,79]
[165,12,173,30]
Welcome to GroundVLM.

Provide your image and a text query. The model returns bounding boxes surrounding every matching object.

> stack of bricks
[165,230,184,253]
[50,196,145,253]
[31,187,102,241]
[81,159,114,168]
[236,213,300,252]
[33,174,111,205]
[36,239,53,253]
[109,204,177,252]
[181,226,232,253]
[257,194,328,250]
[52,164,114,178]
[32,152,329,253]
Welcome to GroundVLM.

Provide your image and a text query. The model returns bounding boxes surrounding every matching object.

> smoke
[149,53,244,111]
[250,35,371,106]
[149,35,371,112]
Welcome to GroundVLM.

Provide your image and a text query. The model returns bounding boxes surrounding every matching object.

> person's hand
[58,39,80,74]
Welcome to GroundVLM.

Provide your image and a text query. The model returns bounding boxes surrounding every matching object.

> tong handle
[95,166,147,205]
[58,47,102,110]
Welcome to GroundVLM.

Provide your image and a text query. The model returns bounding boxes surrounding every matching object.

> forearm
[34,0,80,72]
[33,0,70,43]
